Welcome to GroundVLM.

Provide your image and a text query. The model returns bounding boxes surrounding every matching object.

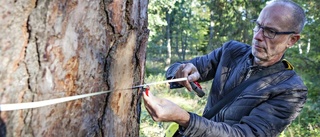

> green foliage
[280,98,320,137]
[205,0,265,49]
[147,0,211,71]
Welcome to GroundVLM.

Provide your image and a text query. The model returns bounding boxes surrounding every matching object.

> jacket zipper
[244,68,253,81]
[220,97,239,122]
[220,103,230,122]
[239,95,269,99]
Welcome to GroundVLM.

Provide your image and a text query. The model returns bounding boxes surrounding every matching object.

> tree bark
[0,0,149,136]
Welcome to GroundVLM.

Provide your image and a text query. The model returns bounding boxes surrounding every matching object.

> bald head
[266,0,306,33]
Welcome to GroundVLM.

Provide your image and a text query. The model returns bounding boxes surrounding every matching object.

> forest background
[140,0,320,136]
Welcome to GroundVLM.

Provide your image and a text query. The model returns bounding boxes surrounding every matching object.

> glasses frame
[251,19,296,39]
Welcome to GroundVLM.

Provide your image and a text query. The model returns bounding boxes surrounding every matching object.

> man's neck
[253,57,282,67]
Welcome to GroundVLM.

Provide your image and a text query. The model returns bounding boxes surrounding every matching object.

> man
[142,0,308,136]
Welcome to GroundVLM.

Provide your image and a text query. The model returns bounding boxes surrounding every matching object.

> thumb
[143,87,153,100]
[187,72,200,82]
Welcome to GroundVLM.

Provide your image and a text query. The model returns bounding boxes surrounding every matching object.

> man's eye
[265,28,276,34]
[256,23,261,28]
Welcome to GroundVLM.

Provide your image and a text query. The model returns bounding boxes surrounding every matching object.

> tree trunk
[208,10,215,50]
[165,9,171,68]
[0,0,149,136]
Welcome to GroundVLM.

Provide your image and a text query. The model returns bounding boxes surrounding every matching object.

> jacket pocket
[235,95,269,106]
[237,95,269,99]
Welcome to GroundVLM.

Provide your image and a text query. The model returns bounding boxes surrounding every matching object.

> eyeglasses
[251,19,296,39]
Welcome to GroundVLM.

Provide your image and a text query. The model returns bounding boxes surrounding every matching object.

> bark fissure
[23,12,35,137]
[98,51,111,136]
[35,37,41,68]
[23,108,35,137]
[125,0,134,30]
[34,0,39,8]
[25,63,33,93]
[24,14,33,104]
[99,92,111,136]
[102,0,116,34]
[26,15,32,45]
[23,63,35,134]
[103,51,111,85]
[99,1,118,134]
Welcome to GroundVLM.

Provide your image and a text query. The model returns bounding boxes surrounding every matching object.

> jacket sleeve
[165,41,230,81]
[165,47,222,89]
[181,88,307,137]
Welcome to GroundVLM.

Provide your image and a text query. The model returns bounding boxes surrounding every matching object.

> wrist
[175,110,190,128]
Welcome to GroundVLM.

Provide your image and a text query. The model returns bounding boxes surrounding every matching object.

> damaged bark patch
[63,56,79,96]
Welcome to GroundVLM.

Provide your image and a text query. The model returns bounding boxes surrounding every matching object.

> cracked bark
[0,0,149,136]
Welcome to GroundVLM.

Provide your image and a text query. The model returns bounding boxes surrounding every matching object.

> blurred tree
[286,0,320,102]
[147,0,210,72]
[205,0,266,51]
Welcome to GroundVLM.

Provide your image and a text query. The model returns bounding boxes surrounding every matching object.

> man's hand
[175,63,200,91]
[142,90,190,128]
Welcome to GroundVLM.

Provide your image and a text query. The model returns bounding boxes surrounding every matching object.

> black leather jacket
[166,40,307,137]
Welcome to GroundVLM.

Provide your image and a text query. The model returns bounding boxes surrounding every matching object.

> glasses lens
[263,28,276,38]
[253,25,260,32]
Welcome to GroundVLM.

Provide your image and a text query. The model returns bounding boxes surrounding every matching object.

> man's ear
[287,34,300,48]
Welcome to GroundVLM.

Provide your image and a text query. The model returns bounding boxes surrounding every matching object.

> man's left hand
[142,90,190,128]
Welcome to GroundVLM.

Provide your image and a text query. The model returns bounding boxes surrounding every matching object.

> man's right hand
[175,63,200,91]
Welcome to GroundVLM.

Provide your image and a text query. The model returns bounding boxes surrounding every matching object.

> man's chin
[252,52,267,61]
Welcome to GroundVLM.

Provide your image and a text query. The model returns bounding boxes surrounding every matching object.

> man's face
[251,4,297,66]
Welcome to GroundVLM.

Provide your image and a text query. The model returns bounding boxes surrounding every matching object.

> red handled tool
[131,85,150,96]
[145,86,149,96]
[190,81,205,97]
[169,79,205,98]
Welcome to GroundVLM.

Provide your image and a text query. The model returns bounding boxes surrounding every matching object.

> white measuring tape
[0,78,187,111]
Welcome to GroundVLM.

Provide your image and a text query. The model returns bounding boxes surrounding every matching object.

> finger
[184,82,192,92]
[176,64,187,78]
[181,63,194,77]
[142,90,159,108]
[182,63,199,91]
[142,89,152,102]
[143,90,149,98]
[142,91,162,121]
[142,91,154,113]
[187,72,200,82]
[175,64,190,89]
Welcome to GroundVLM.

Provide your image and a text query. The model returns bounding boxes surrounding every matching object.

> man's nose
[253,28,264,41]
